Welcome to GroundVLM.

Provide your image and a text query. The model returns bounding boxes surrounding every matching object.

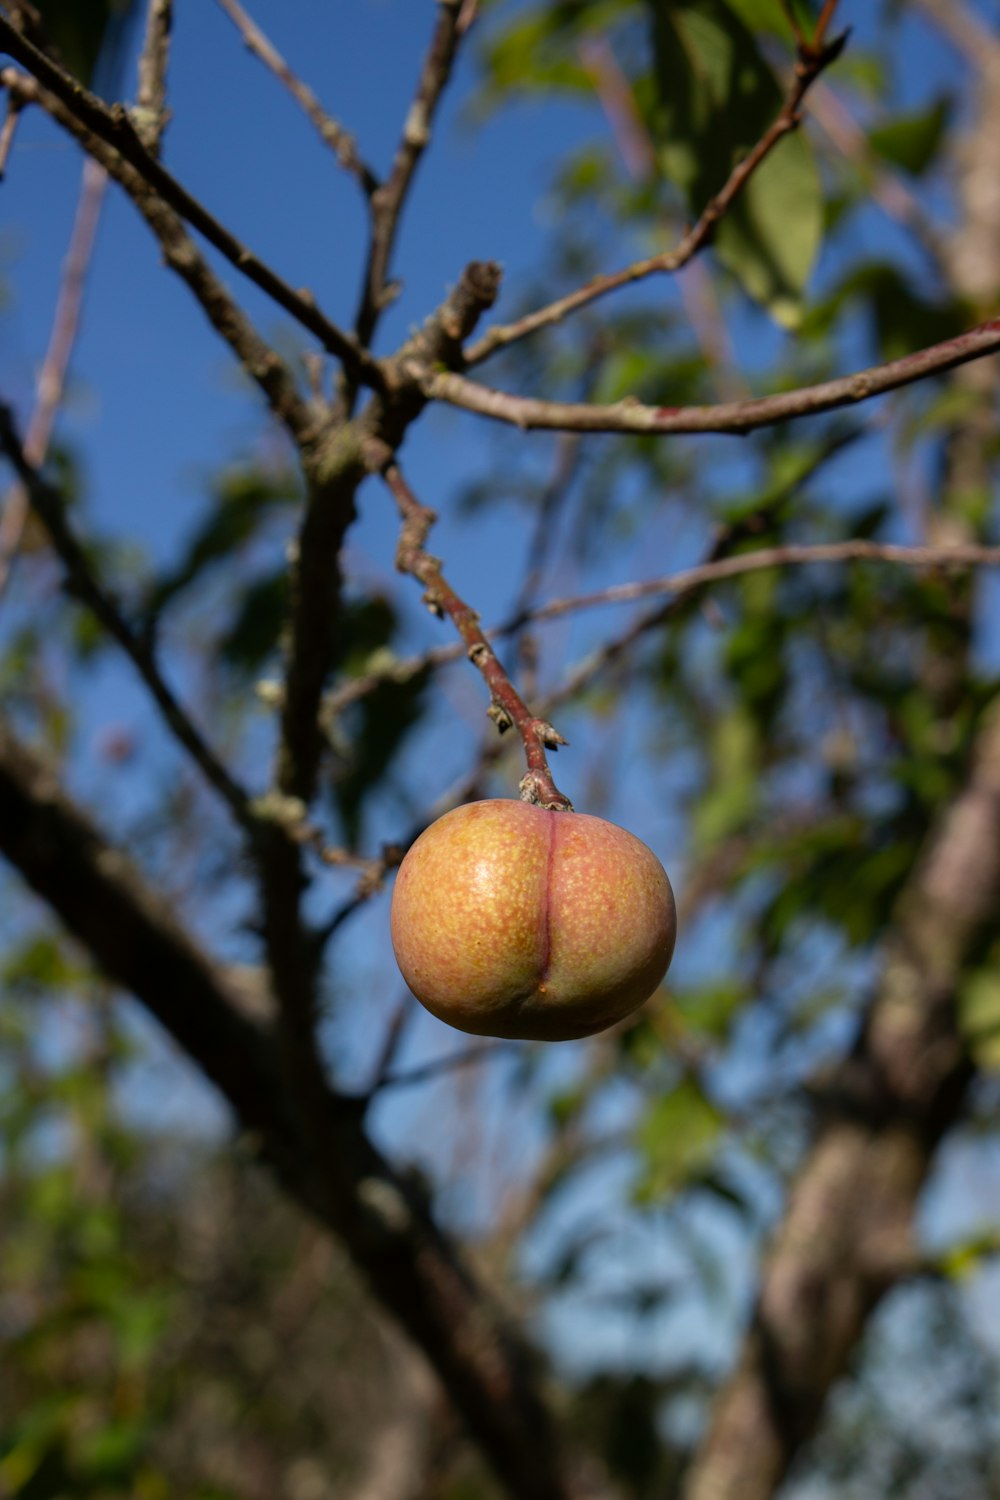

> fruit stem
[378,455,574,810]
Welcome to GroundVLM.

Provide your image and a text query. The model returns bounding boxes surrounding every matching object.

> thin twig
[463,26,846,367]
[527,538,1000,621]
[811,0,841,49]
[0,405,256,830]
[134,0,172,156]
[322,533,1000,719]
[775,0,807,46]
[366,993,418,1094]
[426,315,1000,435]
[0,21,383,389]
[1,67,312,442]
[0,89,22,177]
[0,156,106,599]
[381,457,573,810]
[352,0,471,355]
[372,1041,519,1096]
[213,0,378,195]
[580,35,743,396]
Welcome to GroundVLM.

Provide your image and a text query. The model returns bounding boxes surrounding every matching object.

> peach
[390,799,676,1041]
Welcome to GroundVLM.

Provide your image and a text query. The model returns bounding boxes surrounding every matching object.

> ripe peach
[390,799,676,1041]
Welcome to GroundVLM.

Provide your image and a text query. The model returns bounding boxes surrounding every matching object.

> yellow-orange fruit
[390,799,676,1041]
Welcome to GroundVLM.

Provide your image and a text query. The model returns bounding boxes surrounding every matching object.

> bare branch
[0,18,383,388]
[213,0,378,195]
[353,0,472,354]
[273,441,368,804]
[463,27,845,368]
[0,405,255,830]
[0,155,106,598]
[0,719,277,1120]
[134,0,172,155]
[526,538,1000,621]
[0,86,22,176]
[1,68,313,441]
[373,1040,519,1095]
[426,316,1000,435]
[276,261,501,809]
[324,534,1000,724]
[381,457,574,811]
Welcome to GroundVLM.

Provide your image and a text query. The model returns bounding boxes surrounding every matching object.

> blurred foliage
[34,0,139,90]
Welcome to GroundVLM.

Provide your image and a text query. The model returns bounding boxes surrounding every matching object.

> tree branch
[353,0,472,355]
[0,84,21,175]
[381,457,574,810]
[0,719,279,1124]
[0,154,106,598]
[0,719,596,1500]
[526,538,1000,620]
[425,316,1000,435]
[0,18,382,388]
[0,405,255,830]
[276,260,502,806]
[463,25,845,368]
[0,67,313,443]
[134,0,172,155]
[321,536,1000,719]
[213,0,378,195]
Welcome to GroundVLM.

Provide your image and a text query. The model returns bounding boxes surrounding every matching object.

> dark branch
[0,67,313,442]
[352,0,472,358]
[214,0,378,195]
[0,404,255,829]
[0,17,383,387]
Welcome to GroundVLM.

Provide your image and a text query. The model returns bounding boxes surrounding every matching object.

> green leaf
[938,1231,1000,1282]
[646,0,823,324]
[143,466,299,623]
[716,0,797,40]
[692,703,759,848]
[477,2,636,110]
[672,980,746,1039]
[219,569,289,677]
[869,96,951,177]
[716,131,822,327]
[35,0,139,87]
[634,1079,723,1201]
[325,596,433,846]
[959,969,1000,1072]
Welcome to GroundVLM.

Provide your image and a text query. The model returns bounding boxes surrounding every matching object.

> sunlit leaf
[634,1078,724,1200]
[869,95,951,177]
[646,0,823,323]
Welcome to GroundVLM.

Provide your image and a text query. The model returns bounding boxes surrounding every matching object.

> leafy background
[1,1,999,1496]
